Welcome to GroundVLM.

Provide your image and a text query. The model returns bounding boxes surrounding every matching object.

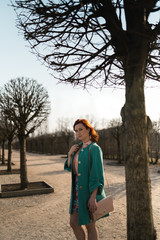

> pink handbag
[89,144,114,221]
[92,195,114,221]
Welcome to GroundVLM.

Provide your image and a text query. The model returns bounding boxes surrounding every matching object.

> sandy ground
[0,150,160,240]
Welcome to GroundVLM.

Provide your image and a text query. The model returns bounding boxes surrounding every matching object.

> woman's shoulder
[90,142,102,151]
[90,143,103,160]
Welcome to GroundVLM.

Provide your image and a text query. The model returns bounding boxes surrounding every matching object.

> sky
[1,1,160,132]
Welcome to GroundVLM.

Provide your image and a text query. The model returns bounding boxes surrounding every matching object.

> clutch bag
[92,195,114,221]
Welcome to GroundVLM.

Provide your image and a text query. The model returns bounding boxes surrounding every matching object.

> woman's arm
[67,144,79,166]
[67,153,72,167]
[88,188,98,213]
[64,144,79,171]
[89,145,105,195]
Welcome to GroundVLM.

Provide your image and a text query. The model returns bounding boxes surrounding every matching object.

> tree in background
[0,126,7,165]
[0,77,50,189]
[108,118,123,164]
[149,121,160,164]
[0,114,16,172]
[13,1,160,239]
[56,118,75,151]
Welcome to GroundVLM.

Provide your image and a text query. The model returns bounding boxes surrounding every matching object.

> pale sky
[1,1,160,132]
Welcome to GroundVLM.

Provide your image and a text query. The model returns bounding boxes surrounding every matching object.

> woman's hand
[88,188,98,213]
[68,144,79,157]
[88,196,98,213]
[67,144,79,167]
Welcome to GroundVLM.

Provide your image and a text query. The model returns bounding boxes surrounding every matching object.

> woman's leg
[85,221,99,240]
[70,211,87,240]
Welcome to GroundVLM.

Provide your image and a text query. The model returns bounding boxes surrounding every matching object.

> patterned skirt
[72,175,79,212]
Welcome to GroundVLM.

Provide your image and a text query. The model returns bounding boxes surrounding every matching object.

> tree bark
[18,134,28,189]
[121,62,156,239]
[2,140,5,164]
[7,139,13,172]
[117,136,121,164]
[0,147,1,163]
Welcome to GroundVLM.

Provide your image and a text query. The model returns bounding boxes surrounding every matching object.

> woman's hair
[73,119,99,143]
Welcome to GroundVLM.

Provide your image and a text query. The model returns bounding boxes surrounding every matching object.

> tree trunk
[2,140,5,164]
[0,146,1,163]
[18,134,28,189]
[121,63,156,239]
[116,132,121,164]
[7,139,13,172]
[150,140,153,164]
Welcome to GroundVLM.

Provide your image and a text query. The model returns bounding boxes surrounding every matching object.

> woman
[64,119,108,240]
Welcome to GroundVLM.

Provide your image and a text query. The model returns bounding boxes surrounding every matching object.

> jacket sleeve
[64,158,72,172]
[89,145,104,195]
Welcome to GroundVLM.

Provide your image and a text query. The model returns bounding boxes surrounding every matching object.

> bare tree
[56,118,74,150]
[109,118,123,163]
[149,120,160,164]
[12,1,160,239]
[0,127,7,165]
[0,77,50,189]
[0,114,16,172]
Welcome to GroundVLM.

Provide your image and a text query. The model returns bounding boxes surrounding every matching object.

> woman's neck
[82,140,92,148]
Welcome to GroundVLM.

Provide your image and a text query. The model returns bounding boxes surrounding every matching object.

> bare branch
[12,0,160,87]
[0,77,51,137]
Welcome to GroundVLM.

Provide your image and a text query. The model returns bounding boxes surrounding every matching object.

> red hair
[73,119,99,143]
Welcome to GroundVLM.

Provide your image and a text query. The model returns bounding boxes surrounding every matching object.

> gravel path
[0,151,159,240]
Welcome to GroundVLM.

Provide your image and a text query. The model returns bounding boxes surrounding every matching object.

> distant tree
[0,77,50,189]
[13,1,160,239]
[98,128,115,159]
[109,118,123,163]
[0,115,16,171]
[56,118,74,151]
[0,143,1,162]
[149,121,160,164]
[0,127,7,165]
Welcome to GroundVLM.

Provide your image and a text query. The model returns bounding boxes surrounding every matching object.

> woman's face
[74,123,90,143]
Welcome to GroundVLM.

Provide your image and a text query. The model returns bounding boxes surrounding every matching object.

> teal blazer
[64,142,107,225]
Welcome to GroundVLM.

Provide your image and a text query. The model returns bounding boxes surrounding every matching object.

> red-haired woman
[64,119,109,240]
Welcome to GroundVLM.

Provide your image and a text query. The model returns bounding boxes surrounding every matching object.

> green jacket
[64,142,107,225]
